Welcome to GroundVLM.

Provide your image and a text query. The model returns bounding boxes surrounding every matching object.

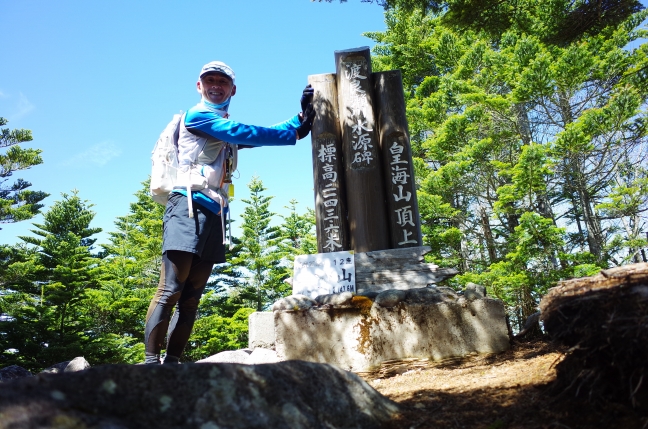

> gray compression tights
[144,250,214,358]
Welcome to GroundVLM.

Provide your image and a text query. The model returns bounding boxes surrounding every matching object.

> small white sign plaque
[293,251,355,299]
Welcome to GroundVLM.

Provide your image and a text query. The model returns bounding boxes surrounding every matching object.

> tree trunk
[480,206,498,263]
[576,168,604,260]
[59,303,67,339]
[557,90,604,261]
[515,102,532,146]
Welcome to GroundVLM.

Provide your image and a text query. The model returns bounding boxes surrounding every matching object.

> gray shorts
[162,193,226,263]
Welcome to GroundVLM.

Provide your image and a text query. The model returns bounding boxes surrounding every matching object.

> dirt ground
[360,339,648,429]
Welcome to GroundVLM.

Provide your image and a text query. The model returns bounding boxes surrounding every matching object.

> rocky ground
[361,339,648,429]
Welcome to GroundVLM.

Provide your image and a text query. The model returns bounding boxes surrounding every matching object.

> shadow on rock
[0,360,400,429]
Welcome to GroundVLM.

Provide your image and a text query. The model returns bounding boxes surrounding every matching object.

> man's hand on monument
[300,84,314,112]
[296,104,316,140]
[299,103,315,121]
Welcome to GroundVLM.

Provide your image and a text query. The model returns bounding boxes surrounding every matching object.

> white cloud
[62,141,122,167]
[10,92,35,121]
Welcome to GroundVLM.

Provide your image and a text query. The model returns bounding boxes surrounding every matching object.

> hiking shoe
[163,354,180,365]
[144,353,161,365]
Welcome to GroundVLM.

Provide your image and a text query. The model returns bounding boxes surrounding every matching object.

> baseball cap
[199,61,235,83]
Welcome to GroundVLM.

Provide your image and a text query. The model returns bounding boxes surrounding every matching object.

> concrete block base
[248,311,275,350]
[275,297,510,372]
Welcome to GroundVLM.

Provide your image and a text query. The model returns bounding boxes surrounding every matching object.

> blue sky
[1,0,387,247]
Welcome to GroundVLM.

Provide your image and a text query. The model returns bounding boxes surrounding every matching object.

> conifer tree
[80,182,166,363]
[0,191,101,370]
[366,6,648,329]
[0,117,48,227]
[97,181,164,292]
[0,243,42,369]
[278,200,317,257]
[323,0,643,45]
[199,235,248,318]
[230,177,290,311]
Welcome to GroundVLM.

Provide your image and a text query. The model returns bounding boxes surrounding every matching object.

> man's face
[197,72,236,105]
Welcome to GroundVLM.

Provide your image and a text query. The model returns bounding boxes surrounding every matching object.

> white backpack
[149,112,236,237]
[149,112,207,219]
[150,112,183,206]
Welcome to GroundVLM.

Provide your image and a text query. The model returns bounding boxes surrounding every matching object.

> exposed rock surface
[276,286,473,313]
[437,286,460,298]
[65,356,91,372]
[41,357,91,374]
[196,350,252,364]
[464,283,487,301]
[357,291,380,300]
[0,361,399,429]
[315,291,354,306]
[540,263,648,408]
[0,365,32,381]
[246,348,279,364]
[276,291,510,372]
[374,290,406,308]
[248,311,275,349]
[41,361,70,374]
[405,287,445,303]
[271,294,317,311]
[197,348,279,365]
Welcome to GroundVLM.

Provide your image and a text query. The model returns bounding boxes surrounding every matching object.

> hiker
[144,61,315,365]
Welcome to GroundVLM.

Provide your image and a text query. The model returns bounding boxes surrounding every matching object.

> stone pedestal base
[248,311,275,350]
[275,297,510,372]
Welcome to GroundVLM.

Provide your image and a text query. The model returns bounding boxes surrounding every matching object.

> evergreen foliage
[0,117,48,227]
[83,181,166,364]
[185,192,315,360]
[229,177,292,311]
[366,6,648,329]
[0,175,315,366]
[183,307,255,361]
[321,0,644,45]
[0,192,102,371]
[278,200,317,258]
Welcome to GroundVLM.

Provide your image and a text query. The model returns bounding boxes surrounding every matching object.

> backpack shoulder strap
[178,113,208,167]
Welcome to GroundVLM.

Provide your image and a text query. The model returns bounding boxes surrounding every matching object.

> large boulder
[0,365,32,381]
[276,293,510,372]
[0,361,399,429]
[64,356,90,372]
[464,283,487,301]
[41,357,91,374]
[540,263,648,408]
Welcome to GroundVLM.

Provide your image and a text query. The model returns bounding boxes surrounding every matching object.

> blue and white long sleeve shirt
[172,101,301,215]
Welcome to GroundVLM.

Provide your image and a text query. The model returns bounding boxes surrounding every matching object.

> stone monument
[250,47,510,372]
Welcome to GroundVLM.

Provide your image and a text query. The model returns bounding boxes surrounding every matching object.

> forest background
[2,0,647,372]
